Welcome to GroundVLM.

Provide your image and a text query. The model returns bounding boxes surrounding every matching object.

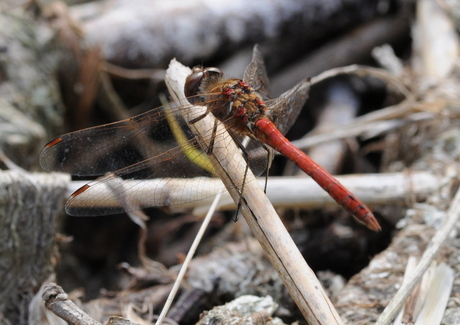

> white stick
[154,193,222,325]
[67,172,440,213]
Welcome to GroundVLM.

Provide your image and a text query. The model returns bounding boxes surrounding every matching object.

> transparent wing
[64,145,225,216]
[243,45,311,135]
[40,96,269,216]
[265,78,310,135]
[243,44,271,100]
[39,98,220,176]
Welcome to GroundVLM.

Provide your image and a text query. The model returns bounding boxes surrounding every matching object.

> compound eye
[203,67,223,79]
[185,68,205,98]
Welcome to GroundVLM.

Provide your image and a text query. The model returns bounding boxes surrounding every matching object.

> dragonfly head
[185,67,224,104]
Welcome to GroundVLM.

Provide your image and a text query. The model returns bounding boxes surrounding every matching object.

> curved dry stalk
[291,105,435,151]
[286,64,418,153]
[165,59,344,325]
[310,64,412,99]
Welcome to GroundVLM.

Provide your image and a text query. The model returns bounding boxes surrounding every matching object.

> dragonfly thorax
[185,66,269,134]
[213,78,268,131]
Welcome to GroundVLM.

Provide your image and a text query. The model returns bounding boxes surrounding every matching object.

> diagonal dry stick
[165,59,344,325]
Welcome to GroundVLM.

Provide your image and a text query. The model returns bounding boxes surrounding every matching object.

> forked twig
[42,283,141,325]
[165,59,344,325]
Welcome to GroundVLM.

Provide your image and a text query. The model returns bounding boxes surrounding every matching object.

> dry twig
[42,283,102,325]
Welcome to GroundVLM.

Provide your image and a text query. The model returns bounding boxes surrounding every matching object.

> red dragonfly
[40,45,380,232]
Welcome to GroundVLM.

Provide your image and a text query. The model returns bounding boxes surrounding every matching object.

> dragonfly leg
[236,154,250,212]
[233,195,247,222]
[261,144,273,194]
[233,160,250,223]
[206,119,220,154]
[229,135,252,215]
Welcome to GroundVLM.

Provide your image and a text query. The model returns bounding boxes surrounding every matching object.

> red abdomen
[254,118,381,232]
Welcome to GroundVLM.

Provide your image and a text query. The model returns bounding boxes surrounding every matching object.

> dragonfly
[40,45,381,232]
